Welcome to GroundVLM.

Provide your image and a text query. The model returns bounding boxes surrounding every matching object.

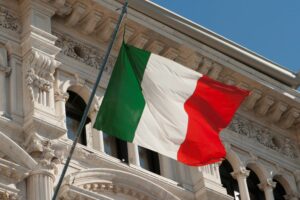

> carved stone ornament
[54,89,69,102]
[0,161,27,182]
[0,191,17,200]
[24,134,61,175]
[0,6,20,32]
[231,167,250,179]
[258,179,277,190]
[53,32,116,73]
[80,183,149,200]
[229,115,299,159]
[25,51,59,101]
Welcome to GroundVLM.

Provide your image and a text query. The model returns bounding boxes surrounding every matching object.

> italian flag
[94,43,249,166]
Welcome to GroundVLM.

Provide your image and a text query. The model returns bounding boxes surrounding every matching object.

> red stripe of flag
[178,76,249,166]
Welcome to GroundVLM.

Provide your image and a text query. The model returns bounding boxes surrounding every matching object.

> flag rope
[51,1,128,199]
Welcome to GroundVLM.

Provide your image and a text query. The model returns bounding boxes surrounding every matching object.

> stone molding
[0,6,20,33]
[81,182,149,200]
[50,0,300,134]
[59,168,181,200]
[0,158,29,183]
[229,114,299,159]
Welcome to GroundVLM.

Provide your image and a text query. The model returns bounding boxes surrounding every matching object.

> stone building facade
[0,0,299,199]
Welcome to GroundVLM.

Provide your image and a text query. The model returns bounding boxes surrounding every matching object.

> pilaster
[191,163,231,200]
[89,107,105,151]
[127,143,140,166]
[159,155,175,179]
[8,52,23,123]
[54,88,69,128]
[0,48,11,116]
[20,0,66,139]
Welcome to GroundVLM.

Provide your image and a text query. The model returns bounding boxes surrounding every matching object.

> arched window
[138,146,160,175]
[273,179,286,200]
[247,168,265,200]
[103,133,128,163]
[65,91,90,145]
[219,160,239,198]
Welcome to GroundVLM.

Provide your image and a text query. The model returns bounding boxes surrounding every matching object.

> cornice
[49,0,300,133]
[124,0,300,89]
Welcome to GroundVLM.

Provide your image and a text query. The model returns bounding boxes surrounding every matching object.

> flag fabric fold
[94,43,249,166]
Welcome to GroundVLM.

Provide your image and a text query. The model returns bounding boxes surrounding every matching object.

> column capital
[231,167,250,179]
[258,179,276,191]
[29,168,55,181]
[25,133,61,177]
[54,89,69,102]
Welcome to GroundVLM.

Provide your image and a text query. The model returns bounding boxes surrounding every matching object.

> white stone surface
[0,0,298,199]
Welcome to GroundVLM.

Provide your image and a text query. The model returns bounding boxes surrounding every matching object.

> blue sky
[151,0,300,73]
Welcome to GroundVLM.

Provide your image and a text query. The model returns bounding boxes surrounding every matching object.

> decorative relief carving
[231,167,250,179]
[25,134,61,174]
[0,164,24,182]
[0,191,17,200]
[54,89,69,102]
[25,51,59,105]
[229,115,299,159]
[80,182,149,200]
[53,32,116,73]
[0,6,20,32]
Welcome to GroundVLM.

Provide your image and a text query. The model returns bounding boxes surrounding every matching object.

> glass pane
[103,133,118,158]
[138,146,160,174]
[66,116,79,141]
[139,146,150,169]
[65,91,90,146]
[66,115,86,145]
[103,133,128,163]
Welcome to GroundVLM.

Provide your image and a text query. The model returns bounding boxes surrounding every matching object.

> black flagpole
[51,1,128,199]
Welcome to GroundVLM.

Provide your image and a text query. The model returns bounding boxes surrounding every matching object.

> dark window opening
[247,168,265,200]
[138,146,160,175]
[103,133,128,163]
[273,180,286,200]
[65,91,90,145]
[219,160,240,198]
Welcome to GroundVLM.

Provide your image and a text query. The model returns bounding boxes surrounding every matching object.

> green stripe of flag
[93,43,151,142]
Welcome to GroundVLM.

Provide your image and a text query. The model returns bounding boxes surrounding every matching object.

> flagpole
[51,1,128,199]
